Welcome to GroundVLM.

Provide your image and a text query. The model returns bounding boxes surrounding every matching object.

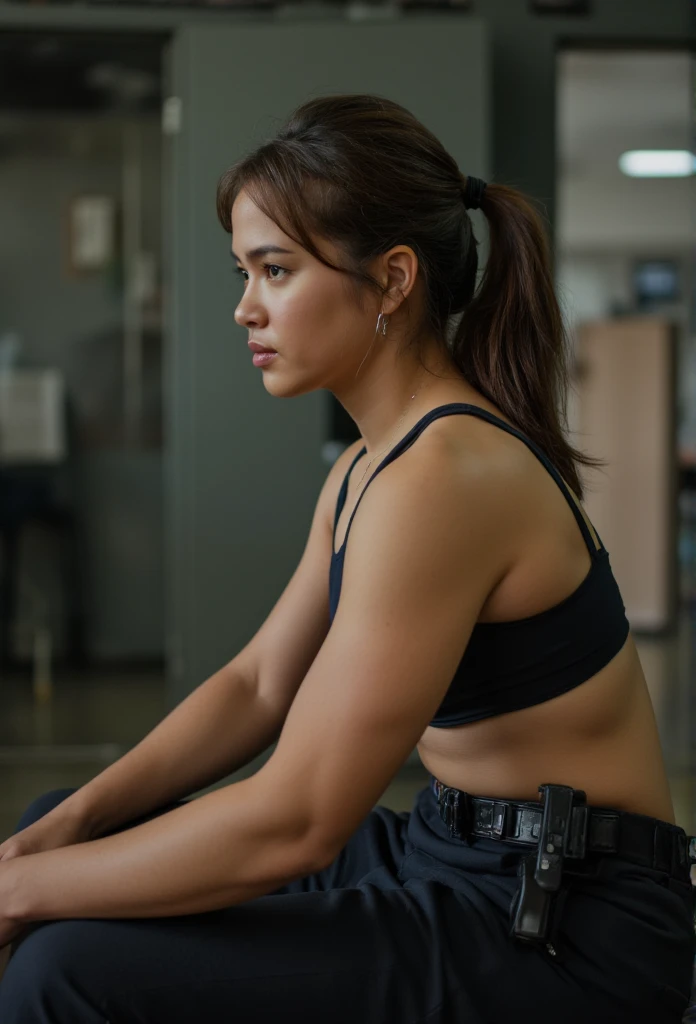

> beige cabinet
[571,317,677,632]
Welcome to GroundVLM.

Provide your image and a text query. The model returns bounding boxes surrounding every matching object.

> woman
[0,93,692,1023]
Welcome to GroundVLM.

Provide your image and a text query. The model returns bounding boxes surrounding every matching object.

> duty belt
[430,776,694,950]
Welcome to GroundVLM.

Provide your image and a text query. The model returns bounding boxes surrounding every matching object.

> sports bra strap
[332,447,366,543]
[445,405,604,557]
[450,403,601,557]
[332,404,604,558]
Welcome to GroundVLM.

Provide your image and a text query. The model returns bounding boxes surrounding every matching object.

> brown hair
[217,93,603,499]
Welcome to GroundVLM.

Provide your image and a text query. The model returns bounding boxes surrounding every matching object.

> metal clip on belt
[510,784,586,946]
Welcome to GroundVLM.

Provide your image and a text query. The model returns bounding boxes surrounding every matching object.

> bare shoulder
[422,404,532,475]
[342,421,519,599]
[415,405,552,525]
[330,405,538,583]
[395,409,532,518]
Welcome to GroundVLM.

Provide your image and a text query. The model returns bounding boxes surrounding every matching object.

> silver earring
[376,312,389,336]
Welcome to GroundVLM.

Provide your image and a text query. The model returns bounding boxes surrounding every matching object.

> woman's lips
[252,351,278,367]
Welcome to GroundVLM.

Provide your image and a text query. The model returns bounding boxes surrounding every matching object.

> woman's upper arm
[253,434,513,856]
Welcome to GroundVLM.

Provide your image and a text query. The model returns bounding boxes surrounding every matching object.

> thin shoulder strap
[332,402,603,559]
[332,446,367,547]
[441,404,605,556]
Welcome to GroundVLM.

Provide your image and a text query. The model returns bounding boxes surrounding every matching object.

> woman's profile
[0,93,693,1023]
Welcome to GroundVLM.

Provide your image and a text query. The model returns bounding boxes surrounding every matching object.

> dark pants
[0,783,693,1023]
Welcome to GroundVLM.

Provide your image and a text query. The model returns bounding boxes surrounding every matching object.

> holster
[509,783,588,951]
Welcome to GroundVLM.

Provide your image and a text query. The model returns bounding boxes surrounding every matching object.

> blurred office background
[0,0,694,844]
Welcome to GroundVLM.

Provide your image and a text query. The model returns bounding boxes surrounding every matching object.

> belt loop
[674,831,687,875]
[589,813,620,852]
[653,824,673,874]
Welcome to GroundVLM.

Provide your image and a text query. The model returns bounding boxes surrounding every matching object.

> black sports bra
[329,403,630,727]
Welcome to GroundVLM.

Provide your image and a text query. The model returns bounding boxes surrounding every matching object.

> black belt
[430,776,692,878]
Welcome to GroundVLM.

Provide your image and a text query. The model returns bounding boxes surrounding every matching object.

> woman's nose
[235,304,261,328]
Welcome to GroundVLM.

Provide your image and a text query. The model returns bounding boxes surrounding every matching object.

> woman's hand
[0,808,94,863]
[0,811,95,951]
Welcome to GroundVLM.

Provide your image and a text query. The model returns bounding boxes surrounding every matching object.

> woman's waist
[418,730,676,824]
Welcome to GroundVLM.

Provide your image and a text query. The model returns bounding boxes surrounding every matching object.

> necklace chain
[354,379,429,492]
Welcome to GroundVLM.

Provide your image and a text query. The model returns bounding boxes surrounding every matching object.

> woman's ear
[378,246,420,316]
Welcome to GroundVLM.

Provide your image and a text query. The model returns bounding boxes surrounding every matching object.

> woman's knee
[13,788,79,834]
[0,920,107,1022]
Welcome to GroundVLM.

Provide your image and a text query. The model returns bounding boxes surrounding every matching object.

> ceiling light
[619,150,696,177]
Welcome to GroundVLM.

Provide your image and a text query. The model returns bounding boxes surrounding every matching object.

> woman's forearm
[58,660,285,838]
[5,774,328,923]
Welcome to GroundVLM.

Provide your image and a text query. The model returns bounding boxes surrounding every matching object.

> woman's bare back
[334,384,675,823]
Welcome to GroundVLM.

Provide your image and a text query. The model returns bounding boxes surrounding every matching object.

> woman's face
[231,188,377,398]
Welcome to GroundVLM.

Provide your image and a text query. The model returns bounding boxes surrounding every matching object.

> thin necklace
[354,378,430,492]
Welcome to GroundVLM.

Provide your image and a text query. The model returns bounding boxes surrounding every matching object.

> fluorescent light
[619,150,696,177]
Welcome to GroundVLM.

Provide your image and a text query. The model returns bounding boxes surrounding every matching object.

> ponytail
[452,182,604,500]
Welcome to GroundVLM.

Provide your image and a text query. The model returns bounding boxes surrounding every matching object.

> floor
[0,605,694,841]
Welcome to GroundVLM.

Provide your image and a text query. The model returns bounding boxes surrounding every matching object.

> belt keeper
[443,788,461,839]
[567,804,589,859]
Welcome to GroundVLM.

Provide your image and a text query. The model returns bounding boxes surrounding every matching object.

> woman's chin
[260,367,321,399]
[261,373,310,399]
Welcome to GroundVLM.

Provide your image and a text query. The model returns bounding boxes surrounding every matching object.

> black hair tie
[462,175,487,211]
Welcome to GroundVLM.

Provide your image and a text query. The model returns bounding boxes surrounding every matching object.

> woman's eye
[234,264,288,282]
[264,263,287,280]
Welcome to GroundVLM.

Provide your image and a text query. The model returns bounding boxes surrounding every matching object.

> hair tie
[462,175,487,211]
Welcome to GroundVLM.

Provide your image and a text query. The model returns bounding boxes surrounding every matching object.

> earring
[377,312,389,336]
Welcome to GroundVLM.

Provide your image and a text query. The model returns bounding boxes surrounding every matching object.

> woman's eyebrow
[231,245,295,262]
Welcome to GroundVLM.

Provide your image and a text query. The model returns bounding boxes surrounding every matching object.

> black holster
[509,783,588,953]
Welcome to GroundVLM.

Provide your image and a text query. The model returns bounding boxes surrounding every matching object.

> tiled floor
[0,605,694,841]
